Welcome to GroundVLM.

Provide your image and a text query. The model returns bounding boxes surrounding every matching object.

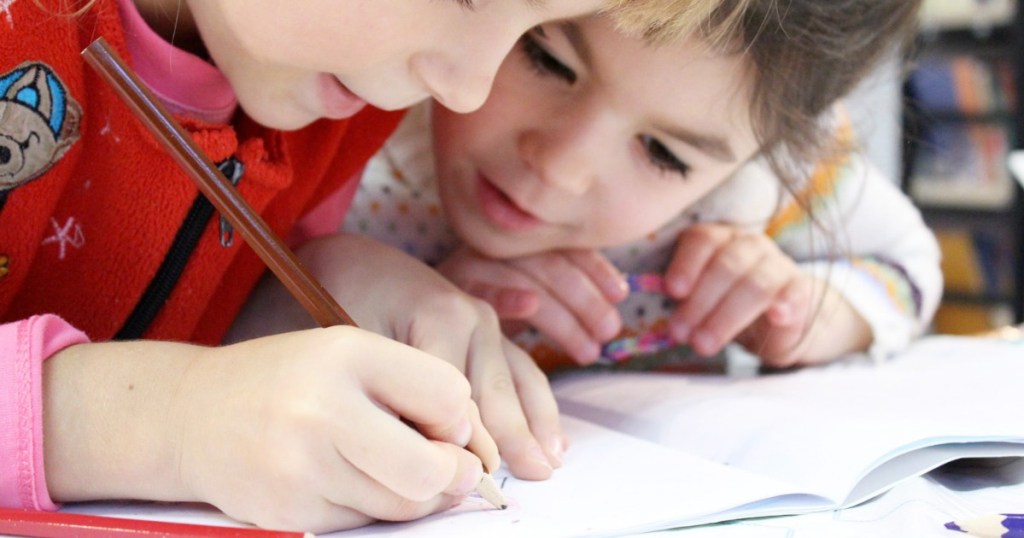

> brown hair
[608,0,921,183]
[713,0,922,188]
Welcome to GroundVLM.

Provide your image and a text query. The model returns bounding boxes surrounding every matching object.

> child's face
[184,0,604,130]
[434,16,760,259]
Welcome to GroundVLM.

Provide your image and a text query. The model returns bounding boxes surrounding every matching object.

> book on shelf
[919,0,1016,32]
[909,122,1015,208]
[936,226,1013,296]
[65,335,1024,537]
[934,302,1016,334]
[908,54,1015,116]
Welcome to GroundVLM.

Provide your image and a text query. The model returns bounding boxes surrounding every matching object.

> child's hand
[43,330,493,533]
[437,246,629,365]
[665,223,871,367]
[293,234,567,480]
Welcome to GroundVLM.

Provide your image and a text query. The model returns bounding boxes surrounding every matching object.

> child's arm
[764,152,942,362]
[437,246,629,365]
[40,327,493,533]
[230,233,566,480]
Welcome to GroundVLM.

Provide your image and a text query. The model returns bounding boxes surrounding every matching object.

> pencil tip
[475,473,507,510]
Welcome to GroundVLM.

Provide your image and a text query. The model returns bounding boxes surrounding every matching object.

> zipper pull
[216,157,245,247]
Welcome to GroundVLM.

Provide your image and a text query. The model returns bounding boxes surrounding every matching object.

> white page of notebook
[554,335,1024,503]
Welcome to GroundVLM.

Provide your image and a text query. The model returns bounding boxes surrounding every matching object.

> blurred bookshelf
[903,0,1024,334]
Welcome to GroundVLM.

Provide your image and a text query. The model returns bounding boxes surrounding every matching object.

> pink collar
[116,0,238,124]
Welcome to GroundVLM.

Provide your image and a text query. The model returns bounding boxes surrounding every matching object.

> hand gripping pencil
[81,36,505,511]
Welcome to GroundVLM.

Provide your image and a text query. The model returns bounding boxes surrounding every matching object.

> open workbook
[67,335,1024,537]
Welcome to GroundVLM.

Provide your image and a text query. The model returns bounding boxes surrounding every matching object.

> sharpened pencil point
[475,473,507,510]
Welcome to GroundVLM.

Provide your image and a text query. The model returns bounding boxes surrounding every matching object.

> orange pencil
[0,507,310,538]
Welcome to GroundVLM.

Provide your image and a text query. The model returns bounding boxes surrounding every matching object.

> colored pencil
[945,513,1024,538]
[625,272,666,294]
[0,507,310,538]
[80,36,506,513]
[602,273,675,361]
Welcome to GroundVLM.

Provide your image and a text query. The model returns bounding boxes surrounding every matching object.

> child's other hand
[298,234,565,480]
[43,330,491,533]
[438,246,629,365]
[664,223,869,366]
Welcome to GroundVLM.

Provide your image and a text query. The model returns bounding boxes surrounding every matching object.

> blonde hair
[603,0,751,44]
[41,0,742,46]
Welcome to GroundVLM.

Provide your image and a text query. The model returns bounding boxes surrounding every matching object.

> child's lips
[476,174,542,232]
[318,74,367,119]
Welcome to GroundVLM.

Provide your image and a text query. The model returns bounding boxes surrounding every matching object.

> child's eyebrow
[662,125,736,162]
[558,21,592,67]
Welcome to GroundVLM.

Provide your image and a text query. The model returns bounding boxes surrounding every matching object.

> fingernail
[613,275,630,299]
[547,437,564,468]
[691,330,717,356]
[771,302,792,324]
[576,341,601,364]
[528,445,554,471]
[453,418,472,447]
[597,312,621,341]
[672,321,691,342]
[667,276,689,297]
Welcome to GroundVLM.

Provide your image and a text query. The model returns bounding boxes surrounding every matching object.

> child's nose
[517,129,595,196]
[411,49,504,114]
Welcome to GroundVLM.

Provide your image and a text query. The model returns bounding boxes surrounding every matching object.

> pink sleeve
[0,315,90,510]
[286,168,363,248]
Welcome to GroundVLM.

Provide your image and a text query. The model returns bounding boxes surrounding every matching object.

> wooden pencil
[81,37,354,328]
[475,474,508,510]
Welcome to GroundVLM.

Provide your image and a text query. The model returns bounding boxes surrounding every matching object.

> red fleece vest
[0,0,402,344]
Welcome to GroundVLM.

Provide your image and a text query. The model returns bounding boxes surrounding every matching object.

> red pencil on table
[0,507,312,538]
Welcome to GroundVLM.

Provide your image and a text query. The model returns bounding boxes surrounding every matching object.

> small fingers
[665,224,734,298]
[513,255,623,350]
[669,234,762,345]
[563,249,629,302]
[333,395,465,502]
[315,448,469,530]
[524,296,604,364]
[688,256,791,356]
[503,338,565,468]
[468,336,554,480]
[464,400,501,474]
[462,281,540,320]
[334,330,498,499]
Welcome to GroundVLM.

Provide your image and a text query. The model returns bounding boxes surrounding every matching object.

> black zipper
[114,158,244,340]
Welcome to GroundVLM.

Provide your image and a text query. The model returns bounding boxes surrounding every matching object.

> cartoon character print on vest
[0,61,82,211]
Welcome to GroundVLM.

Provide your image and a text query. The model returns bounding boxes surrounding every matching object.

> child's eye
[520,32,577,84]
[639,135,691,178]
[452,0,476,10]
